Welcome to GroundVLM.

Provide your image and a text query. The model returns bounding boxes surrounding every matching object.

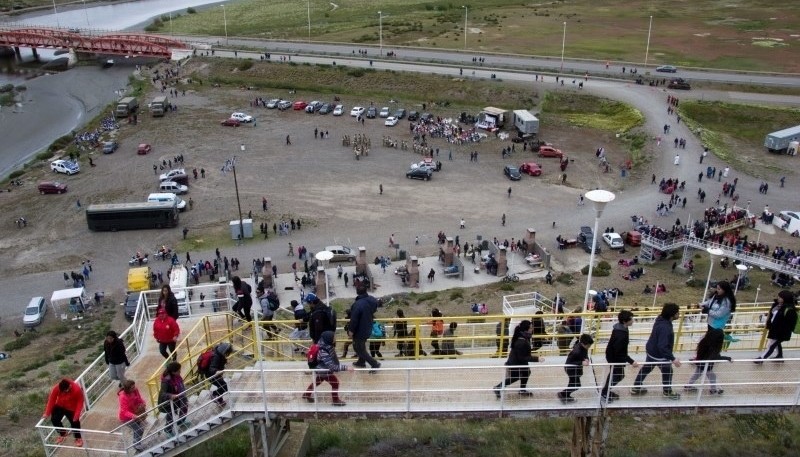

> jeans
[762,339,784,359]
[686,362,717,387]
[108,363,127,383]
[128,419,145,448]
[352,339,379,368]
[633,355,674,392]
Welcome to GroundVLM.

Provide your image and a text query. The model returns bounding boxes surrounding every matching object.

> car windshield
[25,306,39,315]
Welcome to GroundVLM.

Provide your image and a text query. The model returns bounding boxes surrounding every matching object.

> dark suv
[394,108,406,119]
[366,107,377,118]
[668,78,691,90]
[408,111,419,121]
[577,226,601,254]
[123,291,142,320]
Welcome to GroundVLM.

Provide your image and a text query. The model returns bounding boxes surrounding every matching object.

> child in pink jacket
[118,380,147,451]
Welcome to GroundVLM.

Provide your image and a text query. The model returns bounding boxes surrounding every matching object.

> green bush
[187,7,196,13]
[499,283,515,291]
[48,134,73,152]
[449,290,463,300]
[415,292,439,303]
[15,84,26,91]
[556,273,574,285]
[237,60,253,71]
[0,83,13,93]
[8,170,24,180]
[3,332,39,351]
[597,260,611,270]
[35,151,53,161]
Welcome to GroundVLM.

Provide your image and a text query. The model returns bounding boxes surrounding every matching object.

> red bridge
[0,26,189,58]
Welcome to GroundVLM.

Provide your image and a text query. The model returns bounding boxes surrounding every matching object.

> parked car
[656,65,678,73]
[420,112,434,123]
[23,296,47,327]
[577,226,601,254]
[266,99,281,109]
[366,106,377,118]
[602,232,624,249]
[38,181,68,194]
[305,101,322,113]
[123,291,141,320]
[668,78,691,90]
[230,112,254,123]
[137,143,152,155]
[102,141,118,154]
[221,118,241,127]
[318,103,333,114]
[408,111,419,121]
[538,145,564,158]
[416,158,436,172]
[324,245,357,262]
[394,108,407,119]
[292,100,308,110]
[385,116,399,126]
[519,162,542,176]
[503,165,521,181]
[350,106,365,117]
[333,104,344,116]
[277,100,292,110]
[379,107,390,118]
[406,166,432,181]
[50,159,80,175]
[159,168,187,182]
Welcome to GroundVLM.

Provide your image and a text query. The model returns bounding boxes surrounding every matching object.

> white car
[159,168,186,182]
[266,99,280,109]
[379,107,390,118]
[384,116,399,126]
[230,112,254,123]
[350,106,365,117]
[333,104,344,116]
[602,232,624,249]
[50,159,80,175]
[23,296,47,327]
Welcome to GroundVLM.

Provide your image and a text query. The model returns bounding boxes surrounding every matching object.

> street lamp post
[734,264,748,295]
[462,6,468,50]
[378,11,382,55]
[644,15,653,67]
[581,190,616,333]
[702,247,724,301]
[560,21,566,72]
[221,4,228,46]
[52,0,60,27]
[222,147,245,244]
[81,0,89,27]
[307,0,311,42]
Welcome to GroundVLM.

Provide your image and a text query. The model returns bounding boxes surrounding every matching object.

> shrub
[236,60,253,71]
[415,292,439,303]
[597,260,611,270]
[8,170,24,180]
[15,84,26,91]
[556,273,574,285]
[499,283,515,291]
[449,290,463,300]
[3,332,39,351]
[35,151,53,161]
[187,7,196,13]
[48,134,73,152]
[0,83,13,93]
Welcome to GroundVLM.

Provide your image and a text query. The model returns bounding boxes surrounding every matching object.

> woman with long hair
[158,285,179,320]
[493,320,544,398]
[701,280,736,331]
[684,328,732,394]
[756,290,797,363]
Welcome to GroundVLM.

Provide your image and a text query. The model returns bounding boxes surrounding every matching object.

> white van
[148,192,186,211]
[159,181,188,195]
[169,265,190,316]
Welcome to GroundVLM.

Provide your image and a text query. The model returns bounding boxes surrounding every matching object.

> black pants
[210,374,228,403]
[353,339,379,368]
[159,341,176,359]
[163,397,188,431]
[762,339,784,359]
[498,367,530,390]
[562,366,583,397]
[238,304,252,322]
[51,406,82,439]
[601,364,626,396]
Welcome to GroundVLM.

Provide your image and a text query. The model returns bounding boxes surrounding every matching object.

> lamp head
[584,189,615,217]
[706,247,723,257]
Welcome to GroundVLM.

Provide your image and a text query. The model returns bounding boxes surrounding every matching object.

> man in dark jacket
[600,310,639,402]
[103,330,129,385]
[232,276,253,321]
[308,294,335,343]
[558,333,594,403]
[347,284,381,372]
[208,342,233,407]
[631,303,682,399]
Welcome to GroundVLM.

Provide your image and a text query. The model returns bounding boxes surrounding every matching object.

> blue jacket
[349,293,378,340]
[704,295,732,330]
[645,316,676,361]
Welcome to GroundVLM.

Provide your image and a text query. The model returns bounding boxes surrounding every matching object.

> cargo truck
[115,96,139,118]
[150,95,168,117]
[512,110,539,136]
[765,124,800,154]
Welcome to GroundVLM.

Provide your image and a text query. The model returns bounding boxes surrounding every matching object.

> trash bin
[398,250,407,261]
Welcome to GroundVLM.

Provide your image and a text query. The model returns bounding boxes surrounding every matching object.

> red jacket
[44,379,84,421]
[153,315,180,343]
[118,387,146,422]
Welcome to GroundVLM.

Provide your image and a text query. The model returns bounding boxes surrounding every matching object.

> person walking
[43,378,84,447]
[684,328,732,394]
[308,295,336,343]
[206,343,233,407]
[117,380,147,452]
[393,309,410,357]
[158,362,188,436]
[558,334,594,403]
[348,284,381,372]
[157,285,179,320]
[429,308,444,355]
[493,320,544,398]
[600,310,638,402]
[231,276,253,322]
[507,187,512,198]
[630,303,682,400]
[104,330,130,385]
[755,290,797,363]
[153,309,180,360]
[303,331,353,405]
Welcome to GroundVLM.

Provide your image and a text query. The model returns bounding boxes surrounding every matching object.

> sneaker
[683,386,697,393]
[630,387,648,396]
[369,363,381,374]
[709,389,724,395]
[753,357,763,365]
[519,391,534,397]
[55,435,67,445]
[663,390,681,400]
[332,400,347,406]
[74,438,84,447]
[493,386,501,399]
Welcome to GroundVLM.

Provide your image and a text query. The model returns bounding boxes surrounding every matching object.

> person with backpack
[303,331,353,405]
[158,361,188,437]
[558,334,594,403]
[493,320,544,398]
[348,284,381,372]
[684,328,732,394]
[369,320,386,359]
[600,310,639,402]
[756,290,798,363]
[104,330,129,385]
[206,343,233,407]
[256,285,279,337]
[231,276,253,321]
[307,293,336,343]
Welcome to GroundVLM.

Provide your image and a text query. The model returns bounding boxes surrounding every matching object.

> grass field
[141,0,800,72]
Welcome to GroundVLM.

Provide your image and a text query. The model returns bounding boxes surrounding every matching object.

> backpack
[371,321,386,339]
[311,306,337,332]
[196,349,214,376]
[266,291,280,312]
[307,343,320,368]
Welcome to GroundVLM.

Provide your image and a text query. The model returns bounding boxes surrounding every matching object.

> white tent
[50,287,90,315]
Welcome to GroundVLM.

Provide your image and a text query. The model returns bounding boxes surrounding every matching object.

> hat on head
[304,293,318,303]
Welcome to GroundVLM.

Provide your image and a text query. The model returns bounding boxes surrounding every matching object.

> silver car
[324,245,357,262]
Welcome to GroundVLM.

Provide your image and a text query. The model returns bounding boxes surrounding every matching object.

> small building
[476,106,507,131]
